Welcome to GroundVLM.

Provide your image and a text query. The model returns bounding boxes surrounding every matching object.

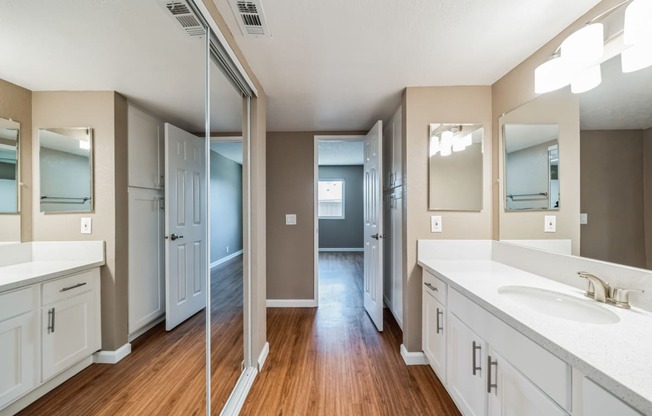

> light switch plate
[81,217,92,234]
[580,213,588,225]
[285,214,297,225]
[431,215,442,233]
[544,215,556,233]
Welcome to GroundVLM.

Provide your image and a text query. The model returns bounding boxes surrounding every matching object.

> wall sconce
[534,0,651,94]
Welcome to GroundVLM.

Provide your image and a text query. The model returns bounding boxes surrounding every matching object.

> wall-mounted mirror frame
[39,127,93,213]
[0,117,20,214]
[428,122,484,211]
[503,123,560,211]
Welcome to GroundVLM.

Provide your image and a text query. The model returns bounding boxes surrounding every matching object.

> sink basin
[497,285,620,324]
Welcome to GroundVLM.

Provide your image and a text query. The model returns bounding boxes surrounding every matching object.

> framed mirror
[39,127,93,213]
[503,124,560,211]
[0,117,19,214]
[428,123,483,211]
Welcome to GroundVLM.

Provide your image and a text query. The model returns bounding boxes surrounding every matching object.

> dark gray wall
[210,150,243,263]
[318,165,363,249]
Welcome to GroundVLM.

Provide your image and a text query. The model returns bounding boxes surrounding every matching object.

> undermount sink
[497,285,620,324]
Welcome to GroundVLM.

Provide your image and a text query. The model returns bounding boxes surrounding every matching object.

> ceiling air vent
[228,0,271,38]
[160,0,206,37]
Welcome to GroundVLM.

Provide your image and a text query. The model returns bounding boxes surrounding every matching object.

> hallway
[240,252,460,415]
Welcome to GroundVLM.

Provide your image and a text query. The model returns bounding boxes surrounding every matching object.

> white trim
[315,134,366,141]
[400,344,429,366]
[220,367,257,416]
[93,343,132,364]
[318,247,364,252]
[2,356,93,415]
[257,341,270,371]
[128,315,165,342]
[210,250,244,269]
[266,299,317,308]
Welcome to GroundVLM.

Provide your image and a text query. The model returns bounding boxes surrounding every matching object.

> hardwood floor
[18,255,244,416]
[240,252,460,415]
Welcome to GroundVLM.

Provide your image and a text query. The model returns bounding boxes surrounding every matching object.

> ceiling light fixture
[622,0,652,72]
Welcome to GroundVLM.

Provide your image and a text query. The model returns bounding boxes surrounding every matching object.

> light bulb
[624,0,652,46]
[561,24,604,66]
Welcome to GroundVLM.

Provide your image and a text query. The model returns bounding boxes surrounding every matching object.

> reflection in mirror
[503,124,560,211]
[39,128,93,213]
[428,123,483,211]
[0,118,19,213]
[579,55,652,269]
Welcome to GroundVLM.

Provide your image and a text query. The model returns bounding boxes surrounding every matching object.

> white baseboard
[318,247,364,252]
[400,344,428,366]
[210,250,244,269]
[220,367,257,416]
[128,315,165,342]
[257,342,270,371]
[93,343,132,364]
[266,299,317,308]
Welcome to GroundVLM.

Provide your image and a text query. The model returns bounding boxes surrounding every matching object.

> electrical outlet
[81,217,92,234]
[286,214,297,225]
[431,215,442,233]
[544,215,556,233]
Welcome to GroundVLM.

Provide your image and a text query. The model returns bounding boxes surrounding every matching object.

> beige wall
[580,130,646,268]
[644,128,652,269]
[0,78,32,242]
[266,132,316,300]
[32,91,129,351]
[403,86,493,352]
[497,90,580,253]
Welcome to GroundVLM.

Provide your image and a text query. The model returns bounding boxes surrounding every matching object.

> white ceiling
[0,1,604,135]
[318,140,364,165]
[211,140,243,164]
[214,0,602,132]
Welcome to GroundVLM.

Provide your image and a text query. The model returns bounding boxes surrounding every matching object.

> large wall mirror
[503,124,560,210]
[428,123,483,211]
[0,117,20,214]
[39,127,93,213]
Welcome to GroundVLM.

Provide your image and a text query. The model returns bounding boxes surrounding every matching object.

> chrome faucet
[577,271,611,303]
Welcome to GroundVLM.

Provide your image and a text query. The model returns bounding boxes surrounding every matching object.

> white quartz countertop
[0,241,105,293]
[418,258,652,415]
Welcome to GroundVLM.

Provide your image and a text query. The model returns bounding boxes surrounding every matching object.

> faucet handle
[609,288,645,309]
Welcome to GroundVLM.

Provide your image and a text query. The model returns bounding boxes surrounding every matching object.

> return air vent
[228,0,271,38]
[160,0,206,37]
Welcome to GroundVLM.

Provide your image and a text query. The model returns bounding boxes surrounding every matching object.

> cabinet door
[447,313,487,416]
[582,378,642,416]
[423,290,445,382]
[392,106,402,186]
[488,350,567,416]
[42,292,99,381]
[0,311,37,408]
[128,105,163,189]
[128,187,165,334]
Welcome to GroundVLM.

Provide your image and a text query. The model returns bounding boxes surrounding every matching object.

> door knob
[169,233,184,241]
[370,233,385,240]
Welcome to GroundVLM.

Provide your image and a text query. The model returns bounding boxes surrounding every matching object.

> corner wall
[210,150,243,263]
[403,86,493,352]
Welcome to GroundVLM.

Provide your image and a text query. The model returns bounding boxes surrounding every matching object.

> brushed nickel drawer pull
[424,282,438,292]
[487,355,498,393]
[472,341,482,375]
[47,307,55,333]
[436,308,444,334]
[60,282,87,292]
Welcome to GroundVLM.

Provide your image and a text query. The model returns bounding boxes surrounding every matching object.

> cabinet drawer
[42,269,98,305]
[423,269,447,305]
[0,286,36,321]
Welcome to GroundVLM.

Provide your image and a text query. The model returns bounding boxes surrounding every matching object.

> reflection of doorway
[315,137,364,308]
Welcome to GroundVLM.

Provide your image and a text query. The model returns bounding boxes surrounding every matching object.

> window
[318,179,345,219]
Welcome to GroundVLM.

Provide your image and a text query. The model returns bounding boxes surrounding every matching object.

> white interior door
[363,120,384,331]
[164,123,207,331]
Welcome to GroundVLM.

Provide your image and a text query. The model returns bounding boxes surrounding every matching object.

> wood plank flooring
[239,252,460,415]
[18,255,244,416]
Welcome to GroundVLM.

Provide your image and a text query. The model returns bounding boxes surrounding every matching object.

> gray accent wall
[210,150,243,263]
[318,165,363,249]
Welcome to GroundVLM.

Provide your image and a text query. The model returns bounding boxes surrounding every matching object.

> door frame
[313,134,365,306]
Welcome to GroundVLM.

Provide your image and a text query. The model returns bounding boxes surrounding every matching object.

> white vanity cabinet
[0,287,38,409]
[40,269,101,381]
[422,270,447,382]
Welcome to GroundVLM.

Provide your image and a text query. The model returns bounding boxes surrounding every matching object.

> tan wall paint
[497,90,580,254]
[491,0,624,241]
[32,91,128,351]
[580,129,646,268]
[403,86,493,352]
[0,78,32,242]
[644,128,652,269]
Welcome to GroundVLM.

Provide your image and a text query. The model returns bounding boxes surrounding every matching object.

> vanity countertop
[418,258,652,415]
[0,241,105,293]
